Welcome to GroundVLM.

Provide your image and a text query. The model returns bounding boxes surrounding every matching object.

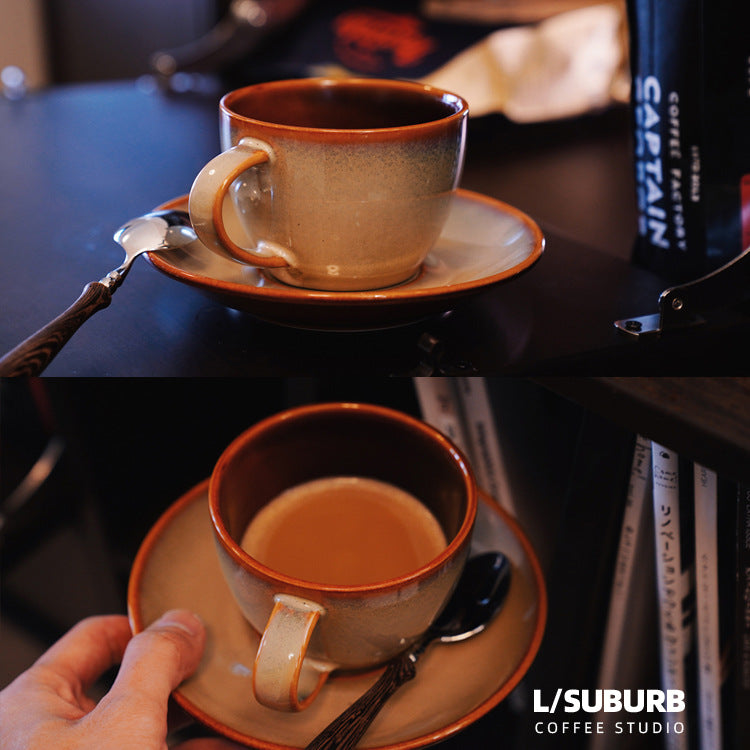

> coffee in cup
[208,402,476,711]
[189,77,468,291]
[240,476,447,585]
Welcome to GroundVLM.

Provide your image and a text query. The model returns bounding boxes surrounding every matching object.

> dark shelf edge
[533,376,750,485]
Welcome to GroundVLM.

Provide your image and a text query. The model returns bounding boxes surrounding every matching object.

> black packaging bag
[628,0,750,283]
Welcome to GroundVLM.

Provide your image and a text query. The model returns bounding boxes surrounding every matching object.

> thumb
[104,610,205,717]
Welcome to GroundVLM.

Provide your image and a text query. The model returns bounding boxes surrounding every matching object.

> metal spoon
[0,210,194,377]
[305,551,512,750]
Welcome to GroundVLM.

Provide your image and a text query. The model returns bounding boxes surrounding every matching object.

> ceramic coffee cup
[208,402,477,712]
[188,77,468,291]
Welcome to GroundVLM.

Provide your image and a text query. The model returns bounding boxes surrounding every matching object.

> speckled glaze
[208,403,477,711]
[188,78,468,291]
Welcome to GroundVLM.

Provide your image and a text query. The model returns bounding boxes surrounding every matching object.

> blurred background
[1,0,627,108]
[1,0,220,89]
[1,0,636,264]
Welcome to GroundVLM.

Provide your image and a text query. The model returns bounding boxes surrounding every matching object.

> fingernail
[156,609,204,637]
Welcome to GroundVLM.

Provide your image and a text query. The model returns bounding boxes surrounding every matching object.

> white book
[453,378,517,515]
[693,464,722,750]
[651,443,691,750]
[413,377,470,456]
[589,435,652,749]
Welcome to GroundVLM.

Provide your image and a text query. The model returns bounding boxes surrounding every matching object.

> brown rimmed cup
[208,402,477,712]
[189,77,468,292]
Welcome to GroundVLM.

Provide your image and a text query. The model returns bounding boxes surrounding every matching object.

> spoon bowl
[112,210,194,264]
[0,210,195,376]
[432,550,511,643]
[305,552,511,750]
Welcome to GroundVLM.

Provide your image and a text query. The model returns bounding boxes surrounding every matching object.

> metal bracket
[615,243,750,339]
[414,331,478,376]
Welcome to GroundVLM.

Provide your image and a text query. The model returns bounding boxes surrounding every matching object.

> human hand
[0,610,243,750]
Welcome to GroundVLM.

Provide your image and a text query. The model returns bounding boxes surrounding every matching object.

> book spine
[589,435,652,749]
[453,377,517,516]
[412,377,470,456]
[693,464,722,750]
[651,443,691,750]
[597,433,653,688]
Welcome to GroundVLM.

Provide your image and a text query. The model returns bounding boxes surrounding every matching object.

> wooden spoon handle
[0,281,113,377]
[305,652,417,750]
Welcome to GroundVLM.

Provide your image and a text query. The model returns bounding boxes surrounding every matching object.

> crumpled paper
[421,2,630,122]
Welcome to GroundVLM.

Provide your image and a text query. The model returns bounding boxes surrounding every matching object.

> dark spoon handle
[0,281,113,377]
[305,651,418,750]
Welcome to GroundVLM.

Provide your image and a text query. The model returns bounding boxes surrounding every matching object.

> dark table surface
[1,80,747,375]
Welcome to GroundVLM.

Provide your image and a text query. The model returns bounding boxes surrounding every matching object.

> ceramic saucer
[128,481,546,749]
[145,189,544,331]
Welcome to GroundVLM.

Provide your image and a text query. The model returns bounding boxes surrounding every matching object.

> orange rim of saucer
[147,188,544,303]
[208,402,477,597]
[127,480,547,750]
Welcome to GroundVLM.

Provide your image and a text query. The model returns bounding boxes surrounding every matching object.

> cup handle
[253,593,334,711]
[188,138,290,268]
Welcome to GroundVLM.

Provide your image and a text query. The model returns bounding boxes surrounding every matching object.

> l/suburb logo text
[533,689,686,714]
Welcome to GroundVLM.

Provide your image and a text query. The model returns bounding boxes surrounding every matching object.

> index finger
[34,615,132,691]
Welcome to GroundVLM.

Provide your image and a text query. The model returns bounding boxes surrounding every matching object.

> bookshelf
[530,376,748,750]
[534,377,750,485]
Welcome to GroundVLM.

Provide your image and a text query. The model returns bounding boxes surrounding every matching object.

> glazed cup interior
[222,77,467,131]
[209,402,477,589]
